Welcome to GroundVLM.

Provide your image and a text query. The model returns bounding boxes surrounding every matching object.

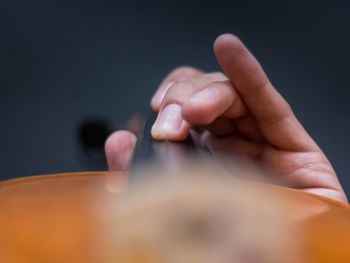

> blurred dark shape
[78,118,111,163]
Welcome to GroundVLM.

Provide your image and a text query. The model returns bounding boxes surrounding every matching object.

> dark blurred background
[1,0,350,194]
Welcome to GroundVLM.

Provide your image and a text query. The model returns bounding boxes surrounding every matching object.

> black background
[1,0,350,195]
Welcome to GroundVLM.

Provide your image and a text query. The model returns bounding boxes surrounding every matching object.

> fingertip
[151,123,189,141]
[151,117,190,141]
[105,130,135,154]
[150,104,190,141]
[214,33,242,48]
[105,130,136,171]
[213,33,245,59]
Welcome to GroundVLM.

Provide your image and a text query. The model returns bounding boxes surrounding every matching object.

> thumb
[105,130,136,170]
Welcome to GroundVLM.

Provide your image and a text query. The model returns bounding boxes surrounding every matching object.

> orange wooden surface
[0,172,123,263]
[0,172,349,262]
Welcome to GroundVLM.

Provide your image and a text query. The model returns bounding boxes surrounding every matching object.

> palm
[261,146,343,200]
[205,125,345,202]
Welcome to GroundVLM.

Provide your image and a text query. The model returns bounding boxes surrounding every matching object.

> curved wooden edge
[0,170,349,210]
[0,171,126,188]
[259,182,350,210]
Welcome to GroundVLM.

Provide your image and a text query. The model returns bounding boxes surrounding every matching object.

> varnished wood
[0,172,349,262]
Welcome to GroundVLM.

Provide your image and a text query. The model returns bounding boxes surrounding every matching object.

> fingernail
[188,88,215,102]
[151,82,174,108]
[151,104,183,138]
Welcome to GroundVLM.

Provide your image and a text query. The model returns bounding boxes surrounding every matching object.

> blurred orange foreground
[0,171,350,263]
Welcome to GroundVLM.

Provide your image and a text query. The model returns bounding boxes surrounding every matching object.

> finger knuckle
[168,80,193,92]
[171,65,202,76]
[162,80,194,103]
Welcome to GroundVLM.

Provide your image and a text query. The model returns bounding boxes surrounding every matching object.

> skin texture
[105,34,348,204]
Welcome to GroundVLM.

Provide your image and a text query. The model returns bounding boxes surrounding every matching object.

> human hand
[105,34,347,203]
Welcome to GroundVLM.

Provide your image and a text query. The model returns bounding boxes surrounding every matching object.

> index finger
[213,34,318,152]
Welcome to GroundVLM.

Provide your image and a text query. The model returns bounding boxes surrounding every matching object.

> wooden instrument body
[0,171,350,263]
